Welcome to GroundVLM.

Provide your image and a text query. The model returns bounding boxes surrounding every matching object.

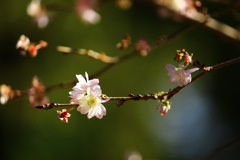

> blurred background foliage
[1,0,240,159]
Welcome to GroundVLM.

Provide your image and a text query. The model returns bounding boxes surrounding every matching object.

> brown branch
[155,0,240,42]
[92,23,198,78]
[36,103,78,110]
[36,55,240,109]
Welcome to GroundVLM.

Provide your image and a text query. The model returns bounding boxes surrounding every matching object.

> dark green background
[1,0,240,159]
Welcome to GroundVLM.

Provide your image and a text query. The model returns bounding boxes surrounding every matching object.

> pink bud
[160,105,169,116]
[184,54,192,63]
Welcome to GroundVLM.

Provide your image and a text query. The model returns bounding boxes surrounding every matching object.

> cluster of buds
[69,72,109,120]
[134,39,151,56]
[166,49,199,87]
[175,48,193,64]
[116,34,131,50]
[16,35,48,57]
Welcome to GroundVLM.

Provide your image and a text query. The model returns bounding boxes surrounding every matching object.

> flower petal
[187,67,199,73]
[165,64,176,72]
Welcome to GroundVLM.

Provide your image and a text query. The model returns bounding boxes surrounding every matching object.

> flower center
[176,70,183,79]
[87,95,98,107]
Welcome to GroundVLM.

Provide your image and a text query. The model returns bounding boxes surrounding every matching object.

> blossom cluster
[68,72,109,120]
[161,49,199,115]
[27,0,49,28]
[16,35,48,57]
[0,76,48,106]
[166,49,199,87]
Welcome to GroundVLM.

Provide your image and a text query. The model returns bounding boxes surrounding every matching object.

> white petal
[87,108,97,119]
[79,105,90,114]
[89,79,99,86]
[76,74,86,84]
[95,105,106,119]
[85,72,89,82]
[91,85,102,96]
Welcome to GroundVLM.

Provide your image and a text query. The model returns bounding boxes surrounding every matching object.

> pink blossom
[28,76,49,106]
[158,100,171,116]
[166,63,199,87]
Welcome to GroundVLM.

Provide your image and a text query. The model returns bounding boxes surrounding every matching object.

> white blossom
[69,72,109,119]
[69,72,99,104]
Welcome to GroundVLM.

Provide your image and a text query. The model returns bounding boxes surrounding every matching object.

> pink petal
[165,64,176,72]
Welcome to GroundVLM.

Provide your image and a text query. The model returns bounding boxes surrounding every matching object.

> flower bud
[184,53,192,63]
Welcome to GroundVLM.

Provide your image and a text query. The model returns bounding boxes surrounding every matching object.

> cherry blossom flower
[77,87,108,119]
[69,72,109,119]
[69,72,99,104]
[166,63,199,87]
[56,109,71,123]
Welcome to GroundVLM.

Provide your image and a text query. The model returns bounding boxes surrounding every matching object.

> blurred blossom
[0,84,13,105]
[27,0,49,28]
[116,0,133,10]
[81,9,101,24]
[16,35,48,57]
[28,76,49,106]
[172,0,199,18]
[134,39,151,56]
[16,35,30,52]
[28,44,38,57]
[126,151,142,160]
[116,34,131,49]
[155,0,201,21]
[56,109,71,123]
[76,0,101,24]
[166,63,199,87]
